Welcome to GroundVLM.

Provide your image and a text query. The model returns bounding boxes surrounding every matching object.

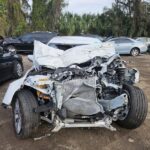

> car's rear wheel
[117,84,148,129]
[130,48,140,56]
[13,61,23,78]
[12,89,40,139]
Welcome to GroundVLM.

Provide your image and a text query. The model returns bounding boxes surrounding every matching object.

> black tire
[117,84,148,129]
[13,61,23,78]
[12,89,40,139]
[130,48,140,56]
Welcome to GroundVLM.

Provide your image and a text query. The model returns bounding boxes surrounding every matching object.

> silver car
[108,37,147,56]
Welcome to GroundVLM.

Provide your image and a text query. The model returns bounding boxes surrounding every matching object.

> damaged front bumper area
[2,42,141,133]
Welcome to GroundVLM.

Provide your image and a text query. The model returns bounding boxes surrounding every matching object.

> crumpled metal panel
[33,41,116,69]
[55,77,104,115]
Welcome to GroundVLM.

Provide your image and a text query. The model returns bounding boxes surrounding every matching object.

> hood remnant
[33,41,116,69]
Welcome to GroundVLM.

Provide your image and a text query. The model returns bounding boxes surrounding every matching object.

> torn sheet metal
[33,41,116,69]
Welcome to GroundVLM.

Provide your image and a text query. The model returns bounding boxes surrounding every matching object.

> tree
[31,0,65,31]
[0,0,8,36]
[7,0,27,36]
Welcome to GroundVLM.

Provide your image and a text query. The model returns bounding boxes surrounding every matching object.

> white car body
[2,41,116,106]
[2,41,143,136]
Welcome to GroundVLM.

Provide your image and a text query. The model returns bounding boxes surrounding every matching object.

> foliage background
[0,0,150,37]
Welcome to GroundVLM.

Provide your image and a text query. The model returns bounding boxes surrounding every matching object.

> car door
[110,39,123,54]
[113,39,133,54]
[0,52,14,82]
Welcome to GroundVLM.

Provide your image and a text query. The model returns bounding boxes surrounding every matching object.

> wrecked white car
[2,41,148,139]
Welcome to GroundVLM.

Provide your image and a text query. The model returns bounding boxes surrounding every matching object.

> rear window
[48,44,80,51]
[119,39,133,43]
[110,39,120,44]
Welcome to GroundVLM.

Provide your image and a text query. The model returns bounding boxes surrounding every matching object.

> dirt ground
[0,54,150,150]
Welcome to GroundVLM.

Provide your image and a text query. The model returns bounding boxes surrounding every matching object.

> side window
[31,33,48,42]
[21,34,33,41]
[111,39,120,44]
[119,39,133,43]
[32,34,41,41]
[56,45,72,50]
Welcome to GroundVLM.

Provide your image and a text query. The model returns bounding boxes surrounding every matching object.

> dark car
[2,31,57,53]
[0,46,23,83]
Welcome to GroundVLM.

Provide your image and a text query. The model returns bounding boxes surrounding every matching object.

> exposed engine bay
[3,41,147,138]
[24,53,139,131]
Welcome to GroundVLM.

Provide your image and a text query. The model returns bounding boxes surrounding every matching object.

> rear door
[110,39,122,54]
[117,39,134,54]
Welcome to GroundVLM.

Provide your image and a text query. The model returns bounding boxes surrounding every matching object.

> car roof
[48,36,102,45]
[108,37,135,41]
[23,31,57,35]
[80,34,104,41]
[32,31,52,34]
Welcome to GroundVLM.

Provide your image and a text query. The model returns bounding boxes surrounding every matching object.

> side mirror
[28,55,33,62]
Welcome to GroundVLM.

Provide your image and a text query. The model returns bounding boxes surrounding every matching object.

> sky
[63,0,114,15]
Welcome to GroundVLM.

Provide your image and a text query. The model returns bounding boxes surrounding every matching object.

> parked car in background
[136,37,150,52]
[0,46,23,83]
[107,37,147,56]
[47,36,102,50]
[2,31,57,53]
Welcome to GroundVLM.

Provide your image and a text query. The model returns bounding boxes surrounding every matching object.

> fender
[2,68,32,106]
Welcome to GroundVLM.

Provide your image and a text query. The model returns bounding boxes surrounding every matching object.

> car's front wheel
[130,48,140,56]
[12,89,40,139]
[117,84,148,129]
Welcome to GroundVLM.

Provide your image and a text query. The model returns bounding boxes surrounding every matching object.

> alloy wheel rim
[16,63,22,77]
[132,49,139,56]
